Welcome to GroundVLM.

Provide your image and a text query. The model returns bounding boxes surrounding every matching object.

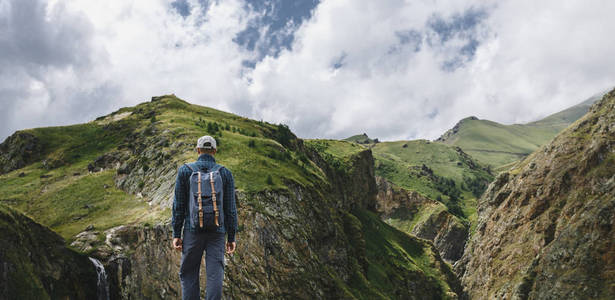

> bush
[266,175,273,185]
[274,123,294,148]
[248,140,256,148]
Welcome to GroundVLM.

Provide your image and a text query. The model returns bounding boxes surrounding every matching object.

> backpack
[185,163,224,232]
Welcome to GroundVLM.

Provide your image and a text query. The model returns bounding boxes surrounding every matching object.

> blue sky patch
[234,0,320,66]
[427,7,488,71]
[171,0,191,17]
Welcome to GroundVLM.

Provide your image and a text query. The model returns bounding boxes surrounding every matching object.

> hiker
[172,135,238,300]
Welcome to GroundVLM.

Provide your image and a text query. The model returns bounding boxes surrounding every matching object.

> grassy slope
[437,95,600,169]
[344,133,378,144]
[0,95,459,298]
[341,209,458,299]
[0,95,326,239]
[443,119,560,169]
[371,140,492,228]
[0,203,97,299]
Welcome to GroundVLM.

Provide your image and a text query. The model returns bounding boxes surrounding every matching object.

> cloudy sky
[1,0,614,142]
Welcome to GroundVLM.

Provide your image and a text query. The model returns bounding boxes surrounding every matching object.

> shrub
[266,175,273,185]
[274,123,294,148]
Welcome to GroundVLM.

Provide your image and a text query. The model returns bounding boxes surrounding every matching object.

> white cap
[197,135,217,149]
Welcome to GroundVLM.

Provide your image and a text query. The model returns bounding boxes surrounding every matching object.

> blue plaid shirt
[172,154,237,242]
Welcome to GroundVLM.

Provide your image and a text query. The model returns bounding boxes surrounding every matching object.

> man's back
[171,136,237,300]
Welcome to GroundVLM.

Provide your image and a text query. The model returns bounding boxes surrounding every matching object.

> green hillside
[436,94,601,169]
[331,137,492,240]
[0,94,460,298]
[0,95,326,239]
[371,140,492,225]
[0,204,97,299]
[344,133,379,144]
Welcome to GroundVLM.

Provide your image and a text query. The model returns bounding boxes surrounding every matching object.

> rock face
[375,176,469,262]
[1,95,462,299]
[0,131,42,174]
[71,148,460,299]
[0,204,97,299]
[457,89,615,299]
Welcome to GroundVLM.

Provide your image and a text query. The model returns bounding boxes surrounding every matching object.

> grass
[0,94,467,298]
[0,203,97,299]
[371,139,492,223]
[341,209,457,299]
[440,119,561,167]
[1,166,157,239]
[385,202,447,234]
[436,95,599,168]
[0,95,334,241]
[344,133,378,144]
[147,98,328,193]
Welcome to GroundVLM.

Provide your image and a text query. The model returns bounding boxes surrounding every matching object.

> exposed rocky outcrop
[412,210,469,263]
[100,114,190,208]
[0,131,42,174]
[457,89,615,299]
[71,148,461,299]
[0,204,97,299]
[375,176,469,262]
[2,95,463,299]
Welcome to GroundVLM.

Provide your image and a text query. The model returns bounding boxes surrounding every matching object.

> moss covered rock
[0,204,97,299]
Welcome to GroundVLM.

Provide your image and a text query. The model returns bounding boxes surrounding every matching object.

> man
[172,135,238,300]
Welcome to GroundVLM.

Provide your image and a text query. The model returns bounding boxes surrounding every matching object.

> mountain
[456,89,615,299]
[436,94,602,169]
[344,133,379,144]
[0,95,461,299]
[0,203,98,299]
[337,138,493,263]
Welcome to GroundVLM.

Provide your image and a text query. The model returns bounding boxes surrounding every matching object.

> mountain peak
[344,133,379,144]
[435,116,479,143]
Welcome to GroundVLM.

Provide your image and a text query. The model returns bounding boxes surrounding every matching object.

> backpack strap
[209,171,220,227]
[197,171,204,229]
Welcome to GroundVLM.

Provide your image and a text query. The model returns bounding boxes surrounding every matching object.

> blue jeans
[179,230,226,300]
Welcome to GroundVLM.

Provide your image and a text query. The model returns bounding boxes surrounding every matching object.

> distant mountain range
[435,93,603,169]
[2,89,614,299]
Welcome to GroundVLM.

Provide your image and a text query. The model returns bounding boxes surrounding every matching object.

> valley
[1,90,613,299]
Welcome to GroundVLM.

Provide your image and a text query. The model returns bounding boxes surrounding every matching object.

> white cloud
[1,0,614,142]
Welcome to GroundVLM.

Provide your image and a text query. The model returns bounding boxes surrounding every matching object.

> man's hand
[226,241,236,254]
[172,238,182,251]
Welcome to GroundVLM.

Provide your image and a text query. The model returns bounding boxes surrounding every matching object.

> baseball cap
[197,135,217,149]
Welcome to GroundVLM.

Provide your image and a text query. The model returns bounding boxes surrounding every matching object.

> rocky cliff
[1,95,461,299]
[0,204,98,299]
[71,147,461,299]
[375,176,469,262]
[457,89,615,299]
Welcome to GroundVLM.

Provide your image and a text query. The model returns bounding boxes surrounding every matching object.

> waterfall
[89,257,110,300]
